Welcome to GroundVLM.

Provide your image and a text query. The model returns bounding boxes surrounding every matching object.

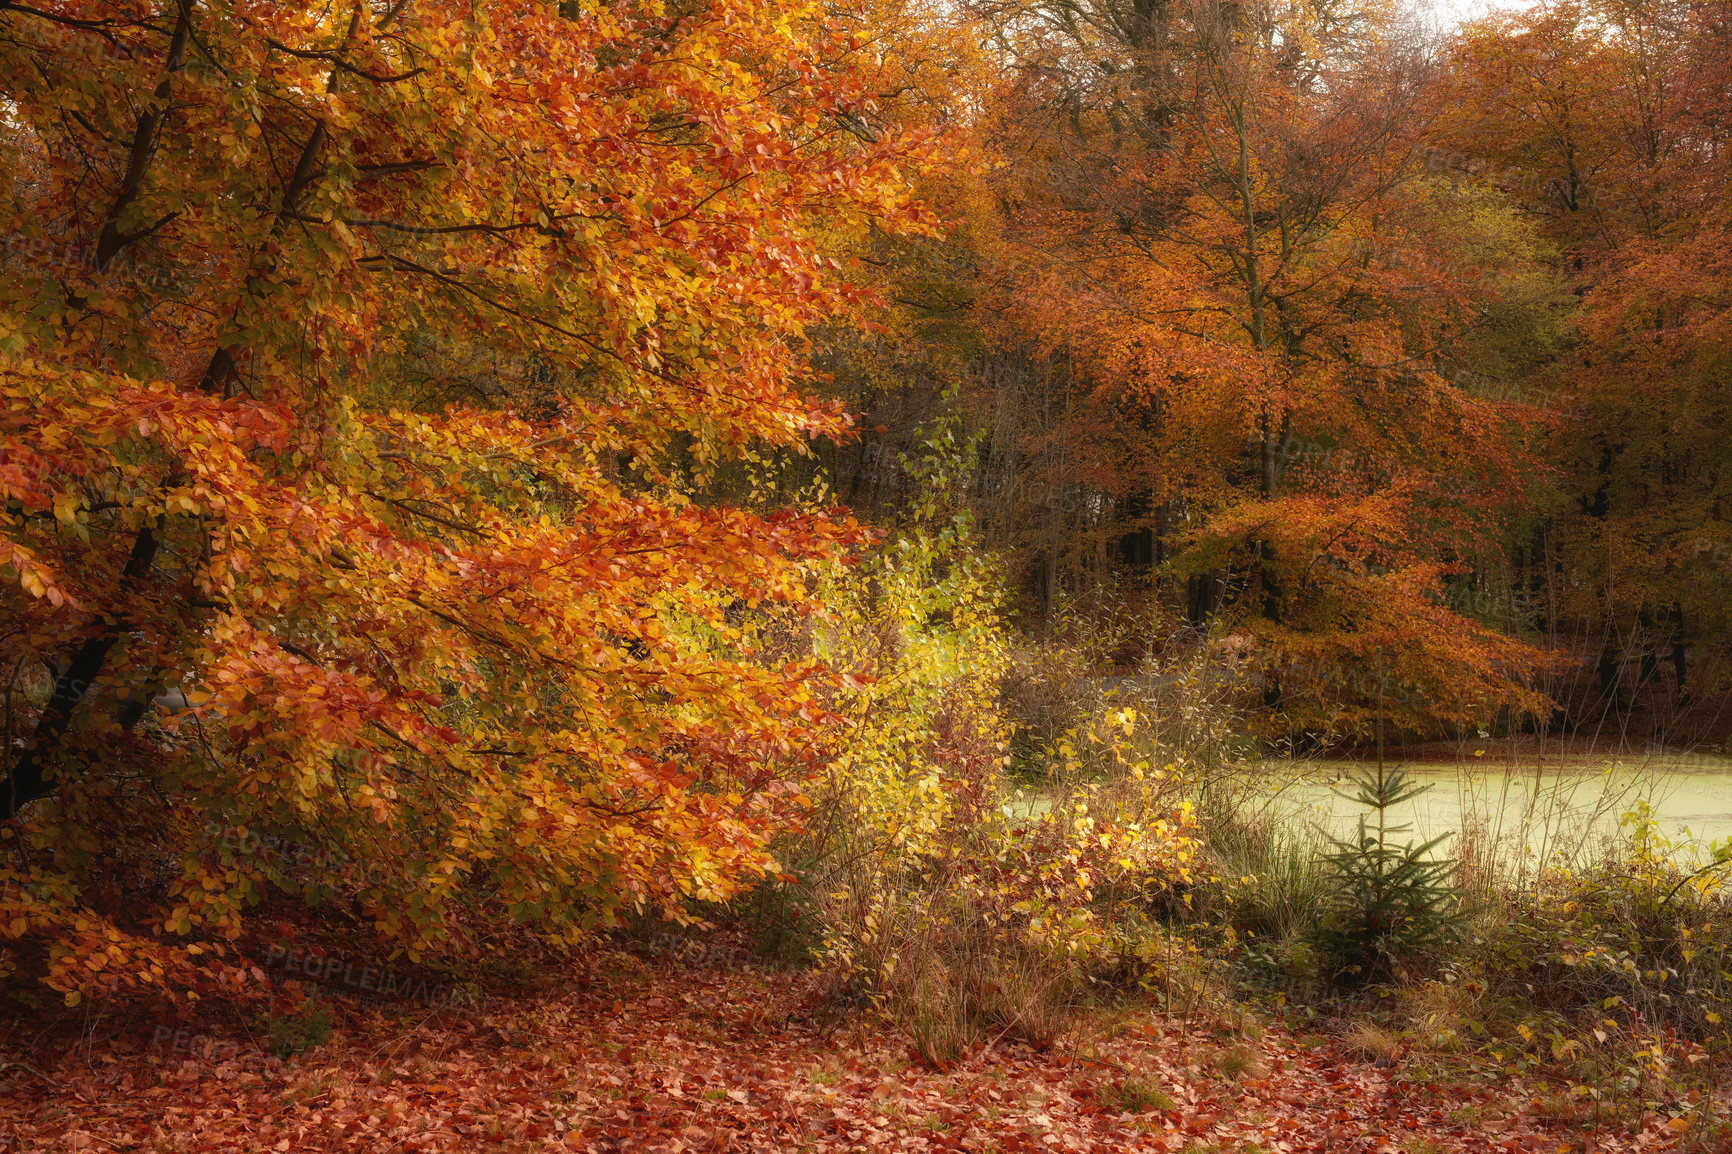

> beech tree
[0,0,939,995]
[1438,0,1732,723]
[946,0,1553,734]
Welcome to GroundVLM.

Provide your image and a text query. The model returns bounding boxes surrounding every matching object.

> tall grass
[1192,785,1331,944]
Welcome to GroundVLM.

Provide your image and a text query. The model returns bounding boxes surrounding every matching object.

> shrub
[811,697,1201,1063]
[1476,803,1732,1048]
[773,434,1203,1063]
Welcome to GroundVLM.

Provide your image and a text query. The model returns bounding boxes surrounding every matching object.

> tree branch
[92,0,194,272]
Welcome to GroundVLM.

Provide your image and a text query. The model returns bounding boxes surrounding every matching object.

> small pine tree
[1312,762,1462,985]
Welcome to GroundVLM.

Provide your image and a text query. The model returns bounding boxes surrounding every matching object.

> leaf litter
[0,946,1688,1152]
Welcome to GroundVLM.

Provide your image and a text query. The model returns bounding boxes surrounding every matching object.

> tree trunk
[4,523,158,818]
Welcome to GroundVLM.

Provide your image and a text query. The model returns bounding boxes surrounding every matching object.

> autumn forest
[2,0,1732,1150]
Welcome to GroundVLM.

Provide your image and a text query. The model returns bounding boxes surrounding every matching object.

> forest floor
[0,941,1696,1153]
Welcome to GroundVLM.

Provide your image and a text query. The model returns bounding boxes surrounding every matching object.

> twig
[0,1059,61,1087]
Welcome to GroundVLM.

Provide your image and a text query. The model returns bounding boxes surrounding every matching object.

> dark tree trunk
[3,524,158,818]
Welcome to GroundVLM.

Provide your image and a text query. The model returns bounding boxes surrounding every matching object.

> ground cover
[0,942,1693,1153]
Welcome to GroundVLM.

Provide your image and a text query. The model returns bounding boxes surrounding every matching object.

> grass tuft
[1214,1045,1263,1080]
[1107,1078,1178,1113]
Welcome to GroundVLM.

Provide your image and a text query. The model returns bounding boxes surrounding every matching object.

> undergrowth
[720,440,1732,1134]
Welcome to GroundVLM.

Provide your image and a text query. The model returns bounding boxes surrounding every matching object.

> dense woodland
[821,0,1732,748]
[2,1,1732,1150]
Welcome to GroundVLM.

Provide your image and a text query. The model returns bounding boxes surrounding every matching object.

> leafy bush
[1477,803,1732,1050]
[773,434,1202,1063]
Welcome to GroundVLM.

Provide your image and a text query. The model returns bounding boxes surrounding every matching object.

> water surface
[1253,751,1732,865]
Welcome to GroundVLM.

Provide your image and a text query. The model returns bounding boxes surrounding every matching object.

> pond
[1252,750,1732,866]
